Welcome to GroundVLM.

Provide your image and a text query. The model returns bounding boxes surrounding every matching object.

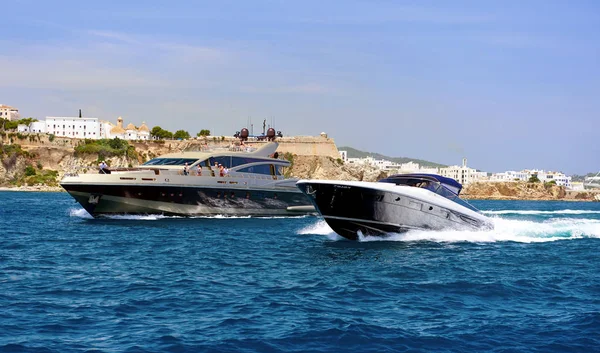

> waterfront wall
[0,133,341,159]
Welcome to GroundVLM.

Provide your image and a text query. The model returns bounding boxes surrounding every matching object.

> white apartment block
[0,104,20,121]
[438,158,484,185]
[46,117,100,138]
[345,156,440,174]
[489,171,529,182]
[536,171,571,187]
[18,116,152,141]
[346,156,402,171]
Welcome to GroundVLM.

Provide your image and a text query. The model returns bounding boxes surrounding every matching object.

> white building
[345,156,440,174]
[17,121,47,133]
[489,170,529,182]
[438,158,483,185]
[397,161,439,175]
[0,104,20,121]
[536,171,571,188]
[346,156,402,171]
[488,169,572,188]
[125,123,138,140]
[570,182,585,191]
[103,117,150,140]
[45,116,100,139]
[339,150,348,162]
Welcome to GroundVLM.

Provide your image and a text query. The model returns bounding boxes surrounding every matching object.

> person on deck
[99,161,109,174]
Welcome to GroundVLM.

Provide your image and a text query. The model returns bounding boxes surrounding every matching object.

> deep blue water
[1,192,599,353]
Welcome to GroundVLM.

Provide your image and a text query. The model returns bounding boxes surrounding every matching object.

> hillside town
[339,152,589,191]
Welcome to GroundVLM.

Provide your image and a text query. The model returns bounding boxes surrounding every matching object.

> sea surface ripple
[1,193,599,352]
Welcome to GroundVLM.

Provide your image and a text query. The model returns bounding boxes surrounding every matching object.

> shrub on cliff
[1,144,29,159]
[528,175,541,183]
[25,170,59,187]
[283,152,295,178]
[75,138,138,161]
[24,165,36,176]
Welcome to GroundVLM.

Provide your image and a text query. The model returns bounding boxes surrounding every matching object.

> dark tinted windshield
[379,176,479,212]
[143,158,199,166]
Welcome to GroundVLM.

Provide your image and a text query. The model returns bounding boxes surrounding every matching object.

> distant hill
[338,146,447,169]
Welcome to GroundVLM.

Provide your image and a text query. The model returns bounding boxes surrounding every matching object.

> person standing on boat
[99,161,108,174]
[183,163,189,176]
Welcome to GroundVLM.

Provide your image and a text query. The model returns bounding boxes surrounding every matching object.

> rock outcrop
[462,181,597,201]
[1,135,598,201]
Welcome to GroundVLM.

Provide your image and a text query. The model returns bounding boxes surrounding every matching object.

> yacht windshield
[378,174,479,212]
[142,158,199,166]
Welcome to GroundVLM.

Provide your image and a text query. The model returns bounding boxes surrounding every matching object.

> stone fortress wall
[0,133,341,159]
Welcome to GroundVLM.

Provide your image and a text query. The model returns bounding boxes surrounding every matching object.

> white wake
[297,217,600,243]
[69,208,310,220]
[483,209,600,215]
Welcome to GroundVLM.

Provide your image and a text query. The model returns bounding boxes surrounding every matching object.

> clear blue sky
[1,0,598,174]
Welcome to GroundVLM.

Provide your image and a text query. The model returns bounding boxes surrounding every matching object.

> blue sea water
[0,192,599,353]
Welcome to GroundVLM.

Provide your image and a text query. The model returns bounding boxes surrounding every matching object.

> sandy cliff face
[462,181,596,201]
[286,155,387,182]
[1,135,598,201]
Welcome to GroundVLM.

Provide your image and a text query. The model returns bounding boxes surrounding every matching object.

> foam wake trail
[297,220,344,240]
[298,218,600,243]
[69,208,93,219]
[483,209,600,215]
[69,208,310,220]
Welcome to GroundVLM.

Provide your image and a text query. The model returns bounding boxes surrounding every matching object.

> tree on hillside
[197,129,211,137]
[528,175,540,183]
[0,118,39,131]
[151,126,174,140]
[174,130,191,140]
[19,117,38,126]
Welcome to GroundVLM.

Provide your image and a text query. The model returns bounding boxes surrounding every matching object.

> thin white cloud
[0,57,166,90]
[239,83,338,95]
[87,30,140,44]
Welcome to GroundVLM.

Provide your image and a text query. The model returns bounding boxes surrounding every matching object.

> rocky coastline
[1,135,598,201]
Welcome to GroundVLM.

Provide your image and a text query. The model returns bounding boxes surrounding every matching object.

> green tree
[196,129,211,137]
[19,117,38,126]
[174,130,191,140]
[151,126,164,138]
[150,126,174,139]
[528,175,540,183]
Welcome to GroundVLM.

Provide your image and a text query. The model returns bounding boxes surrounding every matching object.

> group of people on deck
[182,162,228,177]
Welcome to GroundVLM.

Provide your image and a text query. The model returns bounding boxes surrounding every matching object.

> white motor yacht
[296,174,493,240]
[61,142,314,217]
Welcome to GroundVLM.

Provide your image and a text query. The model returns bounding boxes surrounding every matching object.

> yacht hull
[62,183,313,217]
[296,180,493,240]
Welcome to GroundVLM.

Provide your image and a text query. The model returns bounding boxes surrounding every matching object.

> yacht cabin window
[142,158,199,166]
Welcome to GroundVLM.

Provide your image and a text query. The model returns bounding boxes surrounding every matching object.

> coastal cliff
[1,134,598,201]
[1,134,385,190]
[462,181,597,201]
